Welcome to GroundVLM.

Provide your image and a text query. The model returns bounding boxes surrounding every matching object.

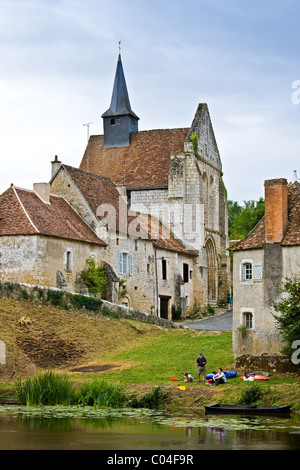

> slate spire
[102,54,139,148]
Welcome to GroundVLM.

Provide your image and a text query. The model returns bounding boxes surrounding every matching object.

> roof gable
[0,185,106,246]
[80,127,190,188]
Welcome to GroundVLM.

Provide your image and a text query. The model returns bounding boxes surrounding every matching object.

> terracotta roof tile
[80,128,190,189]
[63,165,195,255]
[0,186,106,246]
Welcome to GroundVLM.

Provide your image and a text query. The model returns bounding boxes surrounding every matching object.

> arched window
[205,237,217,303]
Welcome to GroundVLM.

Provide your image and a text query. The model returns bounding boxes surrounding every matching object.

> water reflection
[0,406,299,450]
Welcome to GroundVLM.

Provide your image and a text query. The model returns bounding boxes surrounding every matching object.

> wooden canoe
[205,403,291,416]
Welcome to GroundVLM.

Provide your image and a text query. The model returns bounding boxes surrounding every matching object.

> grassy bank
[0,297,299,411]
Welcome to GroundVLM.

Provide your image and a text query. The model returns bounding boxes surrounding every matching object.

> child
[184,373,194,382]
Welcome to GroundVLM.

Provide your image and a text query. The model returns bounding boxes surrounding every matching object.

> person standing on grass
[196,352,207,383]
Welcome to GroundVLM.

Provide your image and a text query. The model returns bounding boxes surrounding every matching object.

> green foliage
[16,371,76,406]
[71,294,102,311]
[190,132,199,155]
[171,304,182,321]
[239,383,263,405]
[236,325,248,339]
[47,289,67,309]
[77,379,127,407]
[81,257,106,295]
[273,276,300,358]
[135,386,169,409]
[227,198,265,240]
[205,304,215,316]
[101,305,119,319]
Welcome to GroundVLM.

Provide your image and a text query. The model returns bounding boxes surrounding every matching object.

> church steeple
[102,54,139,148]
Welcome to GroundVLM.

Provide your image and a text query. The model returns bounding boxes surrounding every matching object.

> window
[119,252,133,275]
[183,263,189,283]
[241,262,263,282]
[162,259,167,280]
[243,312,253,329]
[243,263,252,281]
[66,251,72,271]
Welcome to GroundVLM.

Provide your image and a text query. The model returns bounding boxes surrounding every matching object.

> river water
[0,405,299,451]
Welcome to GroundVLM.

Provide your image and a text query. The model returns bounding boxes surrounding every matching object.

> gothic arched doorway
[205,237,218,304]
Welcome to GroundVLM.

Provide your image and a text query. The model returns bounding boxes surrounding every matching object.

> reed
[77,378,127,408]
[16,371,76,406]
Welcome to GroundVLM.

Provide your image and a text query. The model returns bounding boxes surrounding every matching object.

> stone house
[80,53,231,307]
[50,162,198,319]
[0,183,106,290]
[230,177,300,365]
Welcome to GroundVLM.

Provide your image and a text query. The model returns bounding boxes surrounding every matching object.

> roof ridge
[12,186,40,233]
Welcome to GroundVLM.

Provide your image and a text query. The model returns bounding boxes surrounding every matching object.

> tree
[273,276,300,359]
[227,198,265,240]
[81,257,106,296]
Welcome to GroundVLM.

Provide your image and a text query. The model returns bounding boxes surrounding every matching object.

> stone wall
[0,281,180,330]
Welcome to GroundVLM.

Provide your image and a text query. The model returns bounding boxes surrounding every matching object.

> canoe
[205,403,291,416]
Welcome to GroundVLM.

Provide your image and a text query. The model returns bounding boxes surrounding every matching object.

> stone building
[50,162,197,318]
[230,178,300,366]
[80,54,230,307]
[0,183,106,289]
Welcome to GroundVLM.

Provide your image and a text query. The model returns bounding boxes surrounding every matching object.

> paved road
[182,310,232,332]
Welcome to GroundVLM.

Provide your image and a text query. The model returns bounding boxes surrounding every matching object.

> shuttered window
[119,252,133,275]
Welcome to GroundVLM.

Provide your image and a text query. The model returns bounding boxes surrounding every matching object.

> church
[79,53,230,308]
[0,53,230,319]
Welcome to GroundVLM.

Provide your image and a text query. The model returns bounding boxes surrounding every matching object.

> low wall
[0,280,180,330]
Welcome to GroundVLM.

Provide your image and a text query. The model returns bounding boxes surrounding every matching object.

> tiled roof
[230,181,300,251]
[80,128,190,189]
[62,165,195,255]
[0,185,106,246]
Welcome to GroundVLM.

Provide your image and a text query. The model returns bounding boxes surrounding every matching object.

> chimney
[33,183,50,204]
[51,155,61,177]
[264,178,288,243]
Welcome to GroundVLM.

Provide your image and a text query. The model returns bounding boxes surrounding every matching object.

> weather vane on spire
[118,41,121,54]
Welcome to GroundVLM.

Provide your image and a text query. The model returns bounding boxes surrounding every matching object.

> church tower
[101,54,139,148]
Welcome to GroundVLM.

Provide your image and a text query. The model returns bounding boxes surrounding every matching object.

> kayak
[239,375,269,381]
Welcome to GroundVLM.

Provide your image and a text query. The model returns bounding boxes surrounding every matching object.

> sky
[0,0,299,203]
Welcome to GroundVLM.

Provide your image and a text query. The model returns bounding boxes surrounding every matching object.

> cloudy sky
[0,0,299,202]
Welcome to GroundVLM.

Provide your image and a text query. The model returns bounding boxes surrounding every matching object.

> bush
[273,276,300,358]
[77,379,127,407]
[239,383,263,405]
[71,294,102,311]
[81,257,106,295]
[135,386,169,409]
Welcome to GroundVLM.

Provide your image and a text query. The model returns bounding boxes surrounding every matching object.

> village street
[182,310,233,332]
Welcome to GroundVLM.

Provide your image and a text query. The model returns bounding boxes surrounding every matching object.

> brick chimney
[264,178,288,243]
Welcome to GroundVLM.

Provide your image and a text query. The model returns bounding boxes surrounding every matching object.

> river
[0,405,300,451]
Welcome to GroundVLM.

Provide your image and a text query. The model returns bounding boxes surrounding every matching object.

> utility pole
[83,122,93,172]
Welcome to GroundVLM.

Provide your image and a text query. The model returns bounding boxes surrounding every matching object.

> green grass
[98,330,234,386]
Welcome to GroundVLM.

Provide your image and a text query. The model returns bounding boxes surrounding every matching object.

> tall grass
[16,371,76,406]
[77,378,127,407]
[15,372,127,408]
